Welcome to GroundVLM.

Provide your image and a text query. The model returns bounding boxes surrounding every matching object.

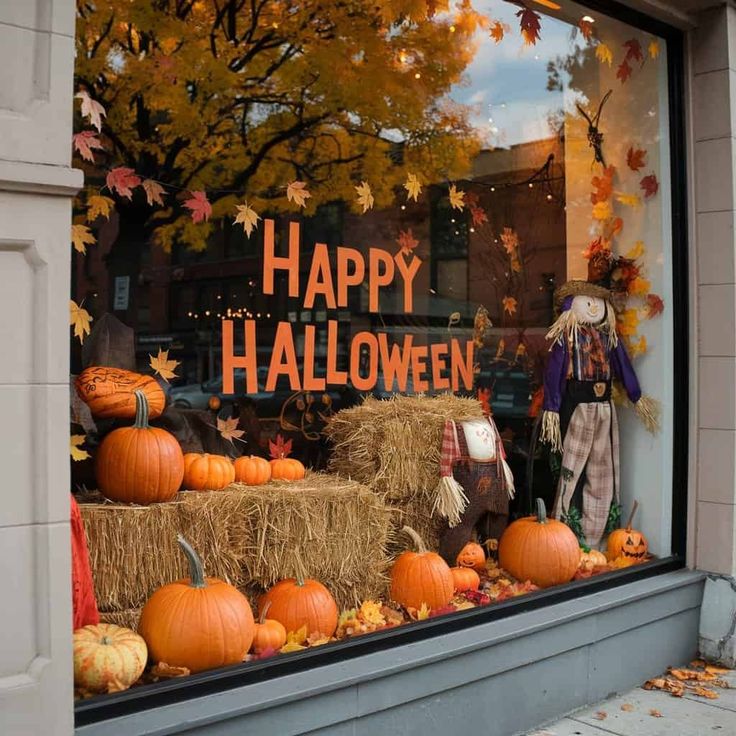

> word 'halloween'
[222,219,475,395]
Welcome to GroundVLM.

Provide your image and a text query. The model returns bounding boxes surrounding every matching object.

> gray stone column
[0,1,81,734]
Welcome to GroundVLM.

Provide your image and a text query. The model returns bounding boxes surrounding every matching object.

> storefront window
[70,0,683,710]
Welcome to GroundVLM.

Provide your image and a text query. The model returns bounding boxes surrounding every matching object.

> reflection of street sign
[113,275,130,310]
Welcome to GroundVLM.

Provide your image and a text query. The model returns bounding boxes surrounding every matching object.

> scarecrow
[540,264,658,549]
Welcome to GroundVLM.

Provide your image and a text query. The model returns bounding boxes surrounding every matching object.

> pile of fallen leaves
[643,660,732,700]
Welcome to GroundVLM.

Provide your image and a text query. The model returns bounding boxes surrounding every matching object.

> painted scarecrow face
[571,295,606,326]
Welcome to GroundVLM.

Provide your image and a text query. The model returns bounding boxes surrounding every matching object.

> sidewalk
[528,665,736,735]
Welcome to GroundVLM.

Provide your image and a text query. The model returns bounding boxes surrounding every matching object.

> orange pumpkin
[250,602,287,654]
[182,453,235,491]
[606,501,648,562]
[258,576,338,638]
[208,395,221,411]
[233,455,272,485]
[498,499,580,588]
[73,623,147,693]
[456,542,486,571]
[96,390,184,505]
[578,548,608,571]
[268,434,306,481]
[75,366,166,420]
[390,526,454,610]
[450,566,480,593]
[138,536,255,673]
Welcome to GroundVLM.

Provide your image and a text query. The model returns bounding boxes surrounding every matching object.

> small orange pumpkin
[578,548,608,571]
[258,576,338,638]
[606,501,648,562]
[498,498,580,588]
[138,536,255,673]
[182,453,235,491]
[73,624,147,693]
[76,366,166,420]
[208,395,222,411]
[456,542,486,571]
[390,526,454,610]
[269,434,306,481]
[250,601,287,654]
[96,390,184,504]
[233,455,272,485]
[450,566,480,593]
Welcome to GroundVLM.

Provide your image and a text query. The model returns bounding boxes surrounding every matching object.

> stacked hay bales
[324,394,485,552]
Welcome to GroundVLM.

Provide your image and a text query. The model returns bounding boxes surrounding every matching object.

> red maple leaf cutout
[616,59,633,83]
[183,191,212,223]
[269,433,293,459]
[72,131,105,163]
[396,228,419,256]
[578,18,595,42]
[470,204,488,227]
[623,39,643,63]
[517,8,541,46]
[640,174,659,198]
[626,146,647,172]
[645,293,664,318]
[106,167,141,199]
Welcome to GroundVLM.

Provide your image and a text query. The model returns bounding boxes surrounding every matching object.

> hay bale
[100,608,141,631]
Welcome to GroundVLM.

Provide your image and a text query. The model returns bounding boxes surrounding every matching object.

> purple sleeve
[611,341,642,404]
[543,340,568,412]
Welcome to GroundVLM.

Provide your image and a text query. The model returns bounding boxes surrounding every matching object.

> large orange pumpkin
[390,526,454,610]
[182,453,235,491]
[456,542,486,571]
[498,499,580,588]
[250,602,287,654]
[233,455,271,485]
[96,390,184,505]
[138,536,255,673]
[75,367,166,420]
[606,500,648,562]
[73,623,147,693]
[450,566,480,593]
[258,576,338,638]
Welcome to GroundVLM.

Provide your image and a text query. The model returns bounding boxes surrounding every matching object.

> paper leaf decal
[269,433,293,459]
[70,434,90,462]
[470,203,488,227]
[397,228,419,255]
[603,217,623,240]
[142,179,166,207]
[596,43,613,67]
[626,146,647,172]
[592,201,613,220]
[355,181,374,213]
[645,293,664,318]
[640,174,659,198]
[629,276,651,296]
[70,300,93,344]
[86,195,114,222]
[517,7,541,46]
[106,167,141,199]
[490,20,505,43]
[404,173,422,202]
[183,191,212,223]
[616,59,632,83]
[71,224,96,254]
[616,193,642,208]
[149,348,180,382]
[648,39,660,59]
[500,227,519,255]
[286,180,311,208]
[578,18,594,42]
[448,184,465,211]
[72,131,105,162]
[626,241,645,260]
[629,335,647,358]
[624,39,643,63]
[502,296,517,315]
[618,308,639,336]
[75,91,106,132]
[591,166,615,204]
[234,202,261,237]
[217,416,245,444]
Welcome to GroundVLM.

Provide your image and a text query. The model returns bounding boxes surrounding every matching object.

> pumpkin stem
[535,498,547,524]
[177,534,207,589]
[259,601,272,624]
[402,525,427,554]
[295,572,305,587]
[133,389,150,429]
[100,636,112,645]
[625,500,639,531]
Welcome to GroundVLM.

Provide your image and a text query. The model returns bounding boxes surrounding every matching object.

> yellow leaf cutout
[648,39,660,59]
[217,416,245,443]
[355,181,374,213]
[615,193,642,208]
[149,348,180,382]
[502,296,518,315]
[596,43,613,67]
[86,195,114,222]
[629,335,647,358]
[592,201,613,220]
[280,640,307,653]
[234,202,260,237]
[71,224,96,254]
[286,180,311,208]
[417,602,430,620]
[448,184,465,211]
[70,434,90,462]
[629,276,651,296]
[142,179,166,207]
[626,241,645,260]
[618,308,640,337]
[359,600,386,626]
[70,300,93,344]
[283,624,308,650]
[404,173,422,202]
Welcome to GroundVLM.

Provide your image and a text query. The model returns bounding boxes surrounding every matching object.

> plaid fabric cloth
[552,401,620,548]
[439,418,507,478]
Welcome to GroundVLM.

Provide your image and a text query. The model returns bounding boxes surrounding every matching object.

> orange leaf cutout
[73,131,104,162]
[591,166,615,204]
[183,191,212,223]
[517,8,541,46]
[142,179,166,207]
[397,228,419,255]
[578,19,595,42]
[149,348,180,382]
[286,180,311,208]
[500,227,519,255]
[627,146,647,171]
[75,91,106,132]
[70,300,93,344]
[645,293,664,318]
[71,224,96,254]
[269,433,293,459]
[217,416,245,443]
[502,296,517,315]
[490,20,505,43]
[106,167,141,199]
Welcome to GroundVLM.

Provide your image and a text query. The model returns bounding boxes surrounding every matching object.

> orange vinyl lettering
[393,253,422,313]
[451,339,475,391]
[304,243,337,309]
[326,320,348,384]
[377,333,413,393]
[266,322,301,390]
[430,343,450,390]
[350,331,379,391]
[410,345,430,393]
[336,247,365,308]
[263,218,300,297]
[303,324,326,391]
[222,319,258,394]
[368,248,395,313]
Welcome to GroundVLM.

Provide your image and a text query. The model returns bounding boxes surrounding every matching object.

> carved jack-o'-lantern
[606,501,648,562]
[456,542,486,572]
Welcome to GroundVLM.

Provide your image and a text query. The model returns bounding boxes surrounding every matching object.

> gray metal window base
[75,569,705,736]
